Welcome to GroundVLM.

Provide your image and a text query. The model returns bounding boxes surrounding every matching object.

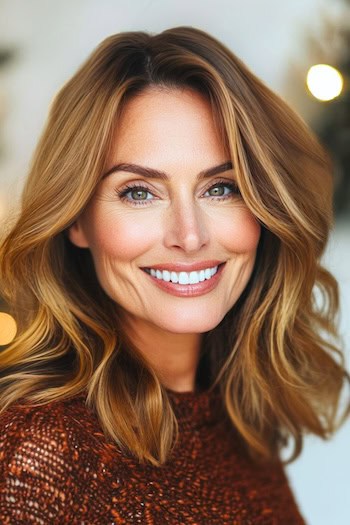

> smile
[141,262,226,298]
[143,265,219,285]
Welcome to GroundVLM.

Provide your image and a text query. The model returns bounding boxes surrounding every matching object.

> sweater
[0,386,306,524]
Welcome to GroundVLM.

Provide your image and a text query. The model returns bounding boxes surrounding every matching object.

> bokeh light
[306,64,344,101]
[0,312,17,345]
[0,190,7,223]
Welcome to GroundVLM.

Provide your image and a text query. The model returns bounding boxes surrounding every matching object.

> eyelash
[115,180,240,207]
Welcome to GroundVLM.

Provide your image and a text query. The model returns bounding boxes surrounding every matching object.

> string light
[306,64,343,101]
[0,312,17,345]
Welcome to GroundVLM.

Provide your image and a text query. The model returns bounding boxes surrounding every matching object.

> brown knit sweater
[0,387,305,524]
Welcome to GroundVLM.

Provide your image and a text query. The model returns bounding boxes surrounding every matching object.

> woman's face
[68,87,261,334]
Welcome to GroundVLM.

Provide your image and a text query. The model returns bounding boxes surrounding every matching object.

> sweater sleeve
[0,402,87,524]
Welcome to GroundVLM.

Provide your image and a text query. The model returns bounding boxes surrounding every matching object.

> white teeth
[204,268,211,280]
[179,272,190,285]
[162,270,171,282]
[170,271,178,283]
[189,271,199,284]
[146,265,220,284]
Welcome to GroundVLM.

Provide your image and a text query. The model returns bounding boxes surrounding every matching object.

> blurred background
[0,1,349,523]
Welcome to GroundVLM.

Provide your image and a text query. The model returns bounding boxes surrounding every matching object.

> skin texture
[68,87,261,392]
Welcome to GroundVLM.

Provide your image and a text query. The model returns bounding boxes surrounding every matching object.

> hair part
[1,26,349,466]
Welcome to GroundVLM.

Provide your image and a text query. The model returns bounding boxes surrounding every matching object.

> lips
[141,262,226,297]
[140,260,224,272]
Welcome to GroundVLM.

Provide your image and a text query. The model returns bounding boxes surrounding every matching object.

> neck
[121,315,202,393]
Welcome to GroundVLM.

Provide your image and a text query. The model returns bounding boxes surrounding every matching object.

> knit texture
[0,386,305,524]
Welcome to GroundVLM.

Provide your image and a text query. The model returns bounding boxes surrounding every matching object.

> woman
[0,26,348,524]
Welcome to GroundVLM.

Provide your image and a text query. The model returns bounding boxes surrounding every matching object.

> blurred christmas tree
[0,47,15,160]
[0,45,15,316]
[306,0,350,215]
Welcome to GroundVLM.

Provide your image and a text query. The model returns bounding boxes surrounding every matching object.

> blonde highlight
[0,26,348,467]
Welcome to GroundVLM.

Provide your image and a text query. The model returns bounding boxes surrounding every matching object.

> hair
[0,26,349,467]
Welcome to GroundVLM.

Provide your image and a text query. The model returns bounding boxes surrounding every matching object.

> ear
[67,220,90,248]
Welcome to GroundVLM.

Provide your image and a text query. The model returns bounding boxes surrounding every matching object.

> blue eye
[115,180,240,207]
[117,185,154,202]
[204,182,239,198]
[128,188,152,201]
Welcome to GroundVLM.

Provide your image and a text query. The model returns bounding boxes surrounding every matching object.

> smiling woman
[0,26,348,524]
[68,88,260,340]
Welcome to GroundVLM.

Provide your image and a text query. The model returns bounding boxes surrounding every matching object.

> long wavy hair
[0,26,348,467]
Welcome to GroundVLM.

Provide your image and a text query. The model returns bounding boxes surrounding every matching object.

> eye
[203,181,239,199]
[116,184,155,203]
[115,180,240,207]
[128,188,152,201]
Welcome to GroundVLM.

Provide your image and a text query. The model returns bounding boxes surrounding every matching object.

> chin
[153,310,226,334]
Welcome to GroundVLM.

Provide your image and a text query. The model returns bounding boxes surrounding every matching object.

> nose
[163,197,209,253]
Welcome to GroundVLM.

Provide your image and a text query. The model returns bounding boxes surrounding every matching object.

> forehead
[108,87,227,166]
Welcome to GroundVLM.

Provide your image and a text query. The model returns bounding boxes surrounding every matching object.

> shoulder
[0,391,121,472]
[0,392,97,466]
[0,392,122,523]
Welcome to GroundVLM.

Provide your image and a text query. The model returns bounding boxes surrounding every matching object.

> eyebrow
[102,161,233,181]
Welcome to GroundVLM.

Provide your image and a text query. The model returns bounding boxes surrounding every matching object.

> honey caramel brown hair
[0,27,348,466]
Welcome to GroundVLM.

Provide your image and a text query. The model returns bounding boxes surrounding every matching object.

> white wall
[287,218,350,525]
[0,0,344,211]
[0,1,349,523]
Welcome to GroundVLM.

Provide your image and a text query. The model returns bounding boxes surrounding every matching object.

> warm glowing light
[0,191,7,222]
[307,64,343,101]
[0,312,17,345]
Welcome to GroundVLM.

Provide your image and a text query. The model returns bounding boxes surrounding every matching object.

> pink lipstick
[141,262,226,297]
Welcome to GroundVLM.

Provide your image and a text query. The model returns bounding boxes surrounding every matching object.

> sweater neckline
[164,385,225,428]
[73,385,225,429]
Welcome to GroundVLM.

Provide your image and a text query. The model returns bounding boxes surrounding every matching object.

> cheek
[216,207,261,253]
[85,210,157,262]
